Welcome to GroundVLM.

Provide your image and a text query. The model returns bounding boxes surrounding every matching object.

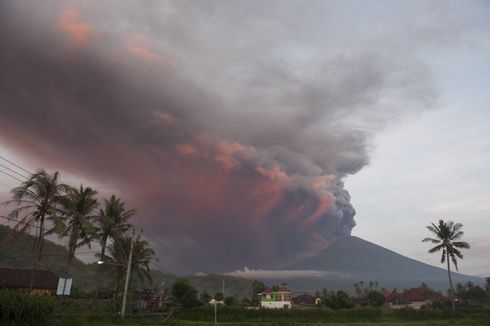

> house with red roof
[384,287,447,309]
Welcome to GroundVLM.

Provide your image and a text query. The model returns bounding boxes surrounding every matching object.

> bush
[0,289,54,325]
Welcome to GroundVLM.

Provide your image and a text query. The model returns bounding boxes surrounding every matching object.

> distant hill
[150,271,254,299]
[0,224,97,290]
[0,224,254,298]
[282,236,484,292]
[6,224,475,297]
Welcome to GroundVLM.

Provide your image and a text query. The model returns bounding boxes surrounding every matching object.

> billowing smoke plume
[0,1,436,272]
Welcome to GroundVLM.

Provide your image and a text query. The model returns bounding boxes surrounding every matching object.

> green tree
[95,195,135,264]
[171,278,198,309]
[214,292,224,301]
[422,219,470,310]
[58,185,99,266]
[4,169,69,269]
[324,290,354,310]
[251,280,265,305]
[363,290,384,307]
[224,296,235,306]
[199,290,211,304]
[105,235,155,290]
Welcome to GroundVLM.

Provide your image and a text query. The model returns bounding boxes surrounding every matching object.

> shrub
[0,289,54,325]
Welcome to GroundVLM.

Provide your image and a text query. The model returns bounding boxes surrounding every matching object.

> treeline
[2,169,156,292]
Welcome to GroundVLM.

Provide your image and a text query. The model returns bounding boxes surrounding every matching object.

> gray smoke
[0,0,438,272]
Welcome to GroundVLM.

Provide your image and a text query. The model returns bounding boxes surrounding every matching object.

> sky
[0,0,488,276]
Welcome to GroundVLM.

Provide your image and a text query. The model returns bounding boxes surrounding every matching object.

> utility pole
[121,228,135,319]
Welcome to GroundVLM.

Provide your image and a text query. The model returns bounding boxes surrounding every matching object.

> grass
[0,289,54,325]
[48,318,490,326]
[47,308,490,326]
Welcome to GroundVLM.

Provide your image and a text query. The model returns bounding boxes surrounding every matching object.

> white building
[258,283,292,309]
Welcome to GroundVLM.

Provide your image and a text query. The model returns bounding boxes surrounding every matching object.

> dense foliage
[0,289,54,325]
[171,278,199,309]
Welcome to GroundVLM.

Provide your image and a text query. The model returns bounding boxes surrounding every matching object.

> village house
[292,293,322,307]
[0,267,59,295]
[382,287,447,309]
[258,283,293,309]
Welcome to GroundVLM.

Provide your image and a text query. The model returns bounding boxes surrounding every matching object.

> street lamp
[209,299,223,326]
[97,228,135,319]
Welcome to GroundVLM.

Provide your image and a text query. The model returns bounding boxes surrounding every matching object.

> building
[0,268,59,295]
[383,287,447,309]
[292,294,322,307]
[258,283,293,309]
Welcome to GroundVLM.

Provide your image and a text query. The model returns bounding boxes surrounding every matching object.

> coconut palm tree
[96,195,135,264]
[58,185,99,266]
[93,195,135,299]
[3,169,70,269]
[422,219,470,310]
[105,234,155,290]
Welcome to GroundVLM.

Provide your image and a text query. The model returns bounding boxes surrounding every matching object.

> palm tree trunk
[93,236,108,302]
[447,250,455,311]
[30,220,41,292]
[35,216,46,268]
[68,223,78,266]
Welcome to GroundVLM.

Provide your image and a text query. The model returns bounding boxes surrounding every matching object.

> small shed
[0,268,59,295]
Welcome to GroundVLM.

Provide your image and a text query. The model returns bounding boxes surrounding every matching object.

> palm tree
[93,195,135,299]
[422,219,470,310]
[3,169,70,269]
[58,185,99,266]
[96,195,135,264]
[105,234,155,290]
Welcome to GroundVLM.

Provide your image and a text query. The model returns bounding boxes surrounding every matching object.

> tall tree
[422,219,470,310]
[105,234,155,290]
[95,195,135,263]
[58,185,99,266]
[171,278,198,309]
[3,169,69,269]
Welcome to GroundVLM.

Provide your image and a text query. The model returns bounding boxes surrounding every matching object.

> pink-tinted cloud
[58,9,94,45]
[126,34,172,66]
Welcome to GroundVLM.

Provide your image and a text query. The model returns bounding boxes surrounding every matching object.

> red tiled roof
[0,268,59,290]
[390,287,447,303]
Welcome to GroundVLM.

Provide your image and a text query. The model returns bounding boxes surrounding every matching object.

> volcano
[273,236,482,292]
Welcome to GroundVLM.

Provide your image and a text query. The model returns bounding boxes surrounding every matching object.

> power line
[149,260,173,275]
[0,251,98,259]
[139,228,202,272]
[0,215,40,229]
[0,154,32,175]
[0,162,29,180]
[0,168,25,183]
[0,156,204,274]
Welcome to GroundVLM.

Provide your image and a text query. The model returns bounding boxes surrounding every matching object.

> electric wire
[0,168,25,183]
[0,162,29,180]
[0,154,32,175]
[0,155,195,275]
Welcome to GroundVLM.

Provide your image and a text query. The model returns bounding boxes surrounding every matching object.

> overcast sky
[0,0,488,276]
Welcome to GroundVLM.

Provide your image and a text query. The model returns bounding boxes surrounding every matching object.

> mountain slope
[285,236,483,291]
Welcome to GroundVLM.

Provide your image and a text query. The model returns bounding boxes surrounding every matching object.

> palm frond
[428,244,444,253]
[422,237,440,244]
[452,241,470,249]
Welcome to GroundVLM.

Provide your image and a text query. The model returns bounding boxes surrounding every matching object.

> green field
[51,318,490,326]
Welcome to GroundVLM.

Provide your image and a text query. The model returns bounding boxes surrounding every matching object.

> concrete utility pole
[121,228,135,319]
[209,299,223,326]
